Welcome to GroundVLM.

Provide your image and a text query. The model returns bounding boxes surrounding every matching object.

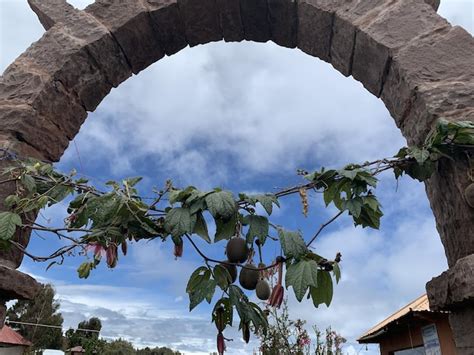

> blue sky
[1,1,473,354]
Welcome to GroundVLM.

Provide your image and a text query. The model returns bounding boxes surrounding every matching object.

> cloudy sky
[1,1,473,354]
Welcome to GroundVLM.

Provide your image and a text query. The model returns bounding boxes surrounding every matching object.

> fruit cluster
[225,237,272,301]
[214,237,285,354]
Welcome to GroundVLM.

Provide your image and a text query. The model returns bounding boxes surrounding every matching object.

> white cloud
[64,40,403,185]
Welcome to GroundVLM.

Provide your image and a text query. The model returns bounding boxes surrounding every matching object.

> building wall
[379,316,456,355]
[0,346,25,355]
[435,317,457,354]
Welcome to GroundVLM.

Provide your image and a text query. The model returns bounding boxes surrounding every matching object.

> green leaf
[36,196,50,210]
[323,182,338,207]
[310,271,333,307]
[193,212,210,243]
[285,260,319,302]
[251,194,279,215]
[409,147,430,164]
[205,191,237,220]
[229,285,247,305]
[363,195,380,212]
[306,252,324,263]
[186,267,217,310]
[4,195,19,209]
[244,215,269,245]
[189,278,216,311]
[339,169,358,180]
[186,267,208,293]
[169,186,197,205]
[20,175,36,193]
[0,212,22,241]
[404,161,435,182]
[394,147,409,158]
[165,207,196,237]
[76,177,89,184]
[214,264,232,290]
[86,193,123,227]
[205,280,217,303]
[355,171,378,187]
[187,190,212,214]
[343,197,363,218]
[215,213,238,242]
[69,193,90,209]
[278,229,308,259]
[333,262,341,284]
[47,184,74,205]
[212,298,233,328]
[393,166,404,179]
[228,286,267,331]
[353,205,383,229]
[123,176,142,187]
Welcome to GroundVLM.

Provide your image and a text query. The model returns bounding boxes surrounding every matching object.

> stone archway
[0,0,473,351]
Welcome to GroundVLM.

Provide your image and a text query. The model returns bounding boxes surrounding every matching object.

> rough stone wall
[0,0,473,348]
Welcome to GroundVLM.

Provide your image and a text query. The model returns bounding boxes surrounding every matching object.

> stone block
[147,0,188,55]
[2,27,111,112]
[401,81,474,146]
[297,1,333,62]
[29,0,132,87]
[216,0,244,42]
[268,0,297,48]
[381,25,474,144]
[0,266,41,300]
[178,0,222,46]
[449,306,474,350]
[360,0,447,50]
[27,0,76,30]
[86,0,165,74]
[240,0,271,43]
[427,254,474,311]
[330,15,355,76]
[0,104,70,161]
[352,30,390,96]
[0,58,87,143]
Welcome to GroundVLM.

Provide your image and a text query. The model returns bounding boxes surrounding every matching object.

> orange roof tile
[0,325,32,346]
[358,294,431,341]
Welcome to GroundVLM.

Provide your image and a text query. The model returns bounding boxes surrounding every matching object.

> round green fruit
[239,263,259,290]
[256,279,271,300]
[226,238,249,264]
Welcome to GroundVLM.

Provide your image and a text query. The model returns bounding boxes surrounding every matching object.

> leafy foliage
[65,317,103,353]
[6,284,64,351]
[0,119,471,354]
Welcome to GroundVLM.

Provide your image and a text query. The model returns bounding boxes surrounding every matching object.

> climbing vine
[0,119,472,354]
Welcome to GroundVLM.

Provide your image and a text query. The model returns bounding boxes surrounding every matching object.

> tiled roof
[0,325,32,346]
[358,294,432,342]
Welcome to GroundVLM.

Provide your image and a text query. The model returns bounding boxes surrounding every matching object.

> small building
[358,294,456,355]
[66,346,85,355]
[0,325,32,355]
[43,350,65,355]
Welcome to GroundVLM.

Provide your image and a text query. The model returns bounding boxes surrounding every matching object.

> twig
[306,211,344,247]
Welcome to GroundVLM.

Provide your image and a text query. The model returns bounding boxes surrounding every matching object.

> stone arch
[0,0,473,351]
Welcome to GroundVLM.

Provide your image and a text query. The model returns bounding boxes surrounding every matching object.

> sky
[1,1,473,354]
